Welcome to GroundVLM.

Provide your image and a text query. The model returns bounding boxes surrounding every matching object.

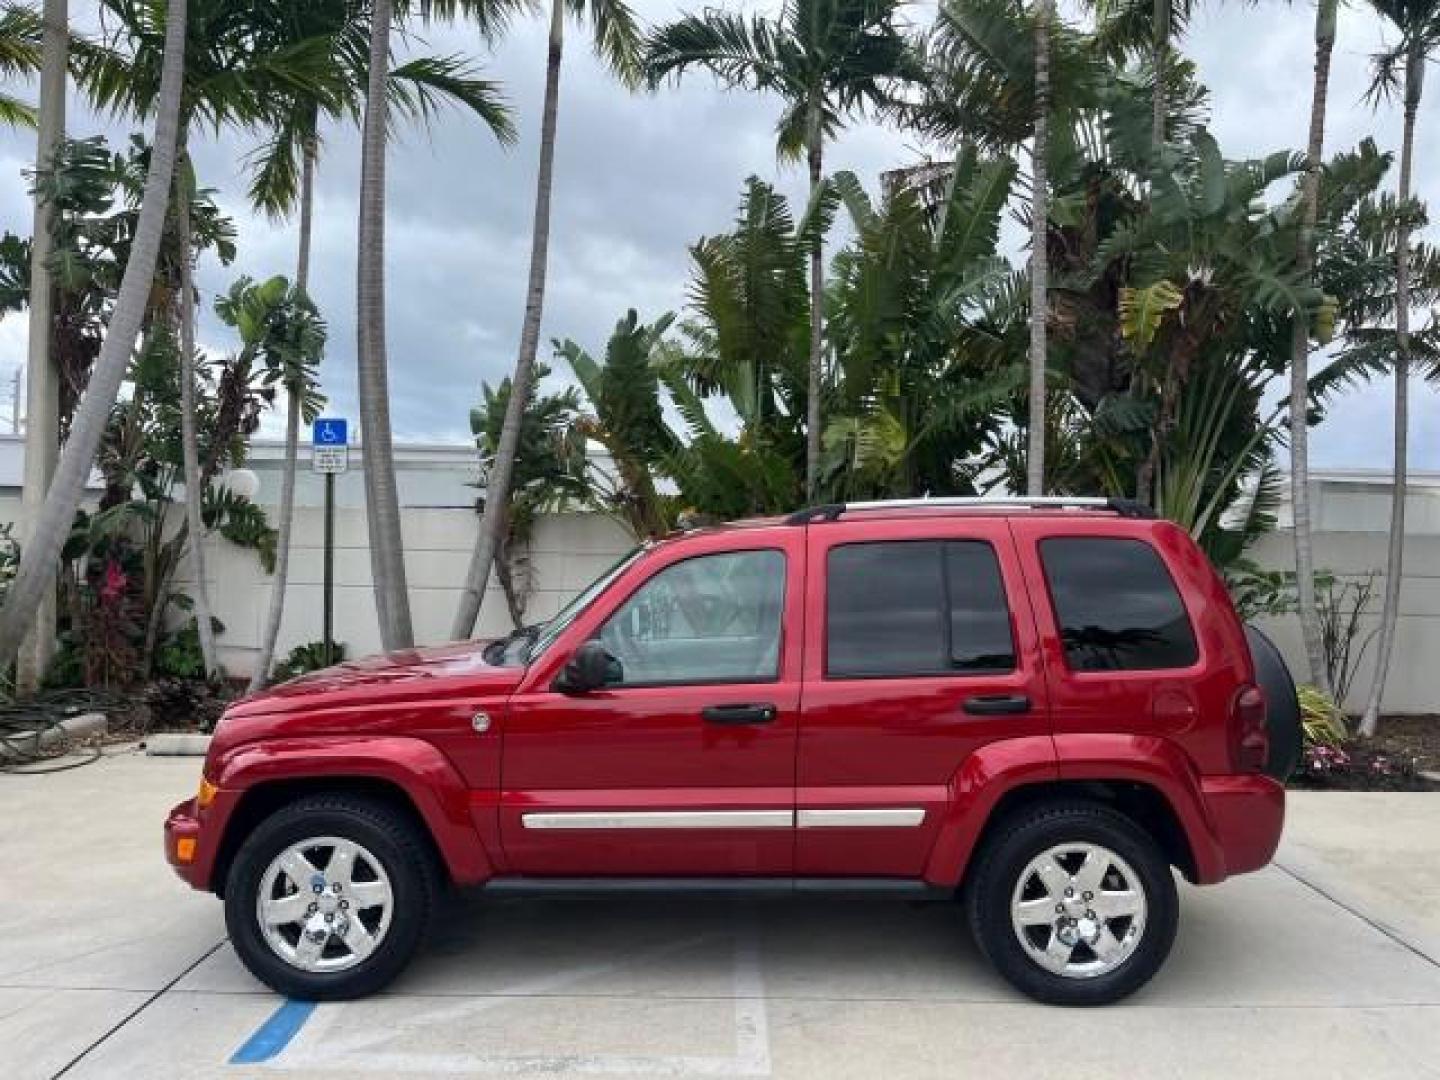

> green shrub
[154,616,225,681]
[272,641,346,683]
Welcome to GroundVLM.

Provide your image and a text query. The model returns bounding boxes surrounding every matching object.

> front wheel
[224,795,438,1000]
[966,801,1178,1006]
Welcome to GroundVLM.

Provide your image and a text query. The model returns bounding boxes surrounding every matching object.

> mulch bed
[1289,716,1440,792]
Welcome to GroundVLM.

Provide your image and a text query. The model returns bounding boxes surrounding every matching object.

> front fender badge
[471,711,492,733]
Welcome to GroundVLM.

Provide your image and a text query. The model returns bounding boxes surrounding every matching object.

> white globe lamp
[223,468,261,502]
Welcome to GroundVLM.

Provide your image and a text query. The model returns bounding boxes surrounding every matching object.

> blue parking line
[229,1000,317,1064]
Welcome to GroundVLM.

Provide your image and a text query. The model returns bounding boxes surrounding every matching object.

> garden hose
[0,689,125,775]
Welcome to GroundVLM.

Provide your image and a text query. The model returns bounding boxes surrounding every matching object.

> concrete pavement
[2,752,1438,1079]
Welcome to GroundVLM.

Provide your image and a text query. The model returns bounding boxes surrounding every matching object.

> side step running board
[481,877,949,897]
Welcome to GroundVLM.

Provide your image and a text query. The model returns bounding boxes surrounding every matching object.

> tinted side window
[597,549,785,685]
[827,541,1016,678]
[1040,537,1198,671]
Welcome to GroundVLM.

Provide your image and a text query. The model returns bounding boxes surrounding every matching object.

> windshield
[522,545,648,663]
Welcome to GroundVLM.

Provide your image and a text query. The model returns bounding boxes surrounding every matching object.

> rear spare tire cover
[1245,624,1302,781]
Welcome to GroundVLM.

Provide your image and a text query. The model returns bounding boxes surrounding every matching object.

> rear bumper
[1199,773,1285,881]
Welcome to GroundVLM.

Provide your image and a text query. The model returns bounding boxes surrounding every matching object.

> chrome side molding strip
[798,809,925,828]
[520,808,927,830]
[521,810,793,830]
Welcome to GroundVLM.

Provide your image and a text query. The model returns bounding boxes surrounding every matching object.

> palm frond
[389,54,515,142]
[576,0,644,86]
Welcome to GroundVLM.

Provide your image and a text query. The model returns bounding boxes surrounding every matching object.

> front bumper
[165,797,211,889]
[1200,773,1286,880]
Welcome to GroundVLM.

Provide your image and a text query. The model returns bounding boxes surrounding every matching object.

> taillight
[1232,684,1268,773]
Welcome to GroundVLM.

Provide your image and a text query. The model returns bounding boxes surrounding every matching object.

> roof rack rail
[783,497,1156,525]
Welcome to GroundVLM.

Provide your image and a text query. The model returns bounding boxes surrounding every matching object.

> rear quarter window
[1039,536,1198,672]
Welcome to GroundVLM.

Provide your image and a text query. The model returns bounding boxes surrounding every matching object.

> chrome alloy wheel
[255,836,394,973]
[1010,842,1147,979]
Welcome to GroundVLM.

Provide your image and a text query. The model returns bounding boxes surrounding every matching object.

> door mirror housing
[554,640,615,694]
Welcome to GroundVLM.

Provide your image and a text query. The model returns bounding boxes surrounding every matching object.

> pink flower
[99,559,127,603]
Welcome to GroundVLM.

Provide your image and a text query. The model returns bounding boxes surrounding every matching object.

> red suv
[165,497,1293,1006]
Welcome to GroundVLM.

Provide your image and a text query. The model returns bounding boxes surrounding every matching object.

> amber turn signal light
[175,837,197,863]
[197,777,218,809]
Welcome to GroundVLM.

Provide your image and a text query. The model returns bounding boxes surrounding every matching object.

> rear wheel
[225,795,438,1000]
[966,801,1178,1005]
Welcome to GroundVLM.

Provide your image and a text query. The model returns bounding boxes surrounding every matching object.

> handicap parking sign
[313,418,347,446]
[312,418,349,474]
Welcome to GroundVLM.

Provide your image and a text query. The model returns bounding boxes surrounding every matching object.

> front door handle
[702,704,777,725]
[962,693,1032,716]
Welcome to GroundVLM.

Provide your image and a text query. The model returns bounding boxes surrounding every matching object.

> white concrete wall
[0,488,634,679]
[195,508,635,676]
[1247,474,1440,715]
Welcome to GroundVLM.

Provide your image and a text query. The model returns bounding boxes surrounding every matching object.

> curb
[145,733,213,757]
[0,711,108,762]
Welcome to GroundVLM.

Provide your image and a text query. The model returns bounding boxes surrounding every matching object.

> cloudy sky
[0,0,1434,469]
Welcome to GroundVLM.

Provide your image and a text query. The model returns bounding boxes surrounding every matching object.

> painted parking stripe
[230,999,317,1064]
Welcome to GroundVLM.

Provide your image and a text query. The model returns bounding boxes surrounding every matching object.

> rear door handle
[962,694,1032,716]
[702,704,777,725]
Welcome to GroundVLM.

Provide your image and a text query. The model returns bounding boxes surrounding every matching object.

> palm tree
[174,156,219,672]
[468,364,590,626]
[671,175,823,478]
[642,0,919,502]
[558,312,678,536]
[77,0,351,675]
[0,0,187,664]
[213,277,326,692]
[1359,0,1439,735]
[16,0,68,695]
[1027,0,1052,496]
[1088,0,1196,154]
[355,0,412,650]
[826,156,1026,498]
[449,0,642,641]
[246,0,513,684]
[911,0,1108,497]
[1287,0,1340,695]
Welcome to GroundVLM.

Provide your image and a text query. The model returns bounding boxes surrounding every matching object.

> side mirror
[553,640,615,694]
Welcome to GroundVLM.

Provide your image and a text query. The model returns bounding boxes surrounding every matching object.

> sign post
[311,418,349,666]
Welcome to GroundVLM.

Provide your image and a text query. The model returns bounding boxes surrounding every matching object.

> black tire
[1245,624,1302,781]
[965,800,1178,1006]
[224,795,439,1000]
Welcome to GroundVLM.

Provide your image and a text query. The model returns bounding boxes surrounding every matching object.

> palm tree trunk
[1026,0,1052,498]
[1359,44,1421,737]
[357,0,414,651]
[1151,0,1166,153]
[1289,0,1337,694]
[495,505,525,630]
[451,0,564,640]
[0,0,186,664]
[296,133,315,293]
[15,0,67,695]
[805,100,824,501]
[248,134,317,692]
[175,141,219,678]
